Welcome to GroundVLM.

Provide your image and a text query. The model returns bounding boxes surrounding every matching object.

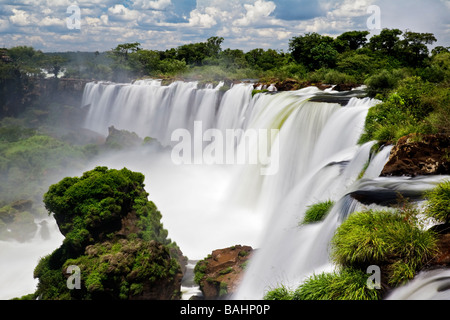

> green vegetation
[265,197,441,300]
[33,166,183,300]
[293,268,381,300]
[330,209,437,286]
[0,116,95,241]
[2,28,443,87]
[424,180,450,223]
[301,200,335,224]
[263,285,295,300]
[359,74,450,144]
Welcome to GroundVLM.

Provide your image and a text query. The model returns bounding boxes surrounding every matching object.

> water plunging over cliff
[0,79,447,300]
[81,80,449,299]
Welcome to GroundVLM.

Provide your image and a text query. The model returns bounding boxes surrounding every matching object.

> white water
[0,218,64,299]
[386,269,450,300]
[1,79,448,300]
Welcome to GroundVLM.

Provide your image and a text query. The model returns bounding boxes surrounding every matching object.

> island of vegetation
[31,166,185,300]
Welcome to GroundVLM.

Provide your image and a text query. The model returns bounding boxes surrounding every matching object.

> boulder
[381,134,450,177]
[194,245,253,299]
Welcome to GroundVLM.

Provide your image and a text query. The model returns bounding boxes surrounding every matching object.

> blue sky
[0,0,448,52]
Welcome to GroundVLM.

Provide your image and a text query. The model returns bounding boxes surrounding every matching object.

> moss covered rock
[33,166,185,300]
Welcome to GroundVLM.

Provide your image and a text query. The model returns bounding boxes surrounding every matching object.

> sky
[0,0,449,52]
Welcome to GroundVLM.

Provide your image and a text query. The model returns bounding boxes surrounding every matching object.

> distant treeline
[2,29,449,82]
[1,29,449,116]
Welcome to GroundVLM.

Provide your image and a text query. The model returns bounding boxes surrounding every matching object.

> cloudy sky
[0,0,449,52]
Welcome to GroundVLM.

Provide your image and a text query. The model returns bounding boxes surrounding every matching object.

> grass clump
[330,209,438,286]
[301,200,334,225]
[263,285,295,300]
[424,180,450,223]
[293,268,381,300]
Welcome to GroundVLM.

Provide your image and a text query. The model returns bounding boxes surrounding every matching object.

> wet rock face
[381,134,450,177]
[194,245,253,300]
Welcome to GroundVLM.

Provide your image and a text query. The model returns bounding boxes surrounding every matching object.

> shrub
[424,180,450,223]
[307,68,357,85]
[359,76,446,144]
[364,69,400,97]
[293,268,381,300]
[330,209,438,286]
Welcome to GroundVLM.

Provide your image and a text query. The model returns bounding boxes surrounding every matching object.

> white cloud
[0,0,446,52]
[133,0,172,10]
[9,8,32,26]
[330,0,375,18]
[84,16,104,27]
[233,0,277,26]
[100,14,109,25]
[0,19,10,32]
[187,7,217,28]
[42,8,53,15]
[107,4,141,21]
[40,16,65,27]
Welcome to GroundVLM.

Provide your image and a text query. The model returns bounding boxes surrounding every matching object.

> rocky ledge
[194,245,253,300]
[381,133,450,177]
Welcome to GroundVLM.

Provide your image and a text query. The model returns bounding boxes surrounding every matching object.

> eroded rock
[381,134,450,177]
[194,245,253,299]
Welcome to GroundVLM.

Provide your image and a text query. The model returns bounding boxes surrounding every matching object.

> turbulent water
[0,79,448,300]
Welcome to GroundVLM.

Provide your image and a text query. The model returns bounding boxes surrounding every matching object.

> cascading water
[0,217,64,299]
[1,79,448,300]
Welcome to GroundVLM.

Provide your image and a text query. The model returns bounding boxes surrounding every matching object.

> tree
[219,48,248,69]
[111,42,141,62]
[289,33,338,70]
[205,36,224,58]
[335,31,370,52]
[432,46,450,56]
[368,28,403,55]
[108,42,143,81]
[400,31,436,66]
[43,55,67,78]
[136,49,162,75]
[7,46,45,77]
[176,42,208,66]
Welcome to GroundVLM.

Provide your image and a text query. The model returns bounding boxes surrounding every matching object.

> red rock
[195,245,253,300]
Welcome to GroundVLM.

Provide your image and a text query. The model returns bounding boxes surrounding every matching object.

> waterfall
[1,79,448,300]
[79,79,450,299]
[385,269,450,300]
[0,217,64,299]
